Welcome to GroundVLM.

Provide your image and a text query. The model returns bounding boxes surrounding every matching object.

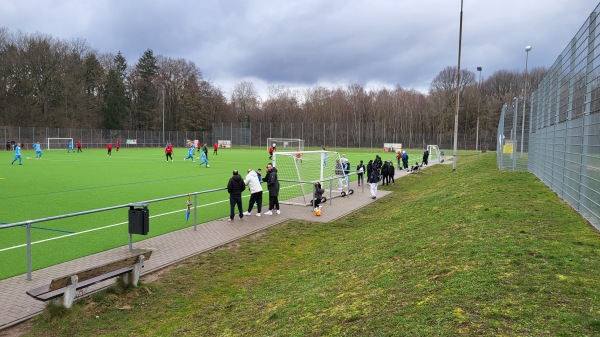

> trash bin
[128,203,149,235]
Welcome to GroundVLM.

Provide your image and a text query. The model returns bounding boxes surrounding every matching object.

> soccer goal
[47,138,73,150]
[427,145,443,163]
[273,150,346,206]
[267,138,304,151]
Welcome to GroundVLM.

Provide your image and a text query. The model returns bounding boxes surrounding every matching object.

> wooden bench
[26,250,152,308]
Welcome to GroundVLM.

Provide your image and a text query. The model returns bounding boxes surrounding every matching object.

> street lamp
[520,45,532,158]
[476,66,482,152]
[453,0,464,171]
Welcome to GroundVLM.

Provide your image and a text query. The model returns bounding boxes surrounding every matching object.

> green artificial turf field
[0,146,411,279]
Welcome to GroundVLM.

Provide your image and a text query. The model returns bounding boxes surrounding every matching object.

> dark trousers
[269,195,279,210]
[357,173,364,185]
[248,191,263,213]
[382,174,389,185]
[230,194,243,219]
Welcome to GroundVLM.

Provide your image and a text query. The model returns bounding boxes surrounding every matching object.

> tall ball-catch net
[273,150,345,205]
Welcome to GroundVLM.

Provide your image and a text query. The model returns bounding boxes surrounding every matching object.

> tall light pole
[453,0,464,170]
[476,66,482,152]
[520,45,532,158]
[162,85,165,145]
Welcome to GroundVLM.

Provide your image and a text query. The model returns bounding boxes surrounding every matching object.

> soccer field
[0,146,408,279]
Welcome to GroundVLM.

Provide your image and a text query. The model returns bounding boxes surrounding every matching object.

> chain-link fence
[498,4,600,230]
[1,127,212,150]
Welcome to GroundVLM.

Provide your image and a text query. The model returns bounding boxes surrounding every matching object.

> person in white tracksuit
[243,169,263,216]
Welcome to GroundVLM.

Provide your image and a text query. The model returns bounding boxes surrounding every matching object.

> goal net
[47,138,73,150]
[273,150,347,206]
[426,145,443,163]
[267,138,304,151]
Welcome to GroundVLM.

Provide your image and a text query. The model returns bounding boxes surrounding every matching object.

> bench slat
[27,266,135,301]
[49,250,151,291]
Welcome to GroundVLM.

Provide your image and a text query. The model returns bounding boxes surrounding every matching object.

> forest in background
[0,28,548,149]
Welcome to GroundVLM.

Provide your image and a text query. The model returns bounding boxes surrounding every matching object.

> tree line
[0,28,547,149]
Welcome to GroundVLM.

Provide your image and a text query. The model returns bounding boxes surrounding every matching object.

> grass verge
[18,153,600,336]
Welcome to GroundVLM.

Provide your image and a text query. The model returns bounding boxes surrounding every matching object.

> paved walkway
[0,183,394,331]
[0,158,447,331]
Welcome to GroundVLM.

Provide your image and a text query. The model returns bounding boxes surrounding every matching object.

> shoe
[256,213,261,217]
[264,211,272,215]
[226,218,233,222]
[243,211,251,216]
[276,210,281,215]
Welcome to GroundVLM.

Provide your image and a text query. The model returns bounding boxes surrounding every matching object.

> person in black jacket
[262,163,280,215]
[381,161,390,185]
[227,170,246,221]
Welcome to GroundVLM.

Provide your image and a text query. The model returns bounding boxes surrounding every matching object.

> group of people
[226,163,280,221]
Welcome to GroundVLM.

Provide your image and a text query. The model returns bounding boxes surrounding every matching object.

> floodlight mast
[521,45,532,158]
[452,0,464,170]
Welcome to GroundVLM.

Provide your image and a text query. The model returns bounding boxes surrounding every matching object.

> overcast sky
[0,0,596,98]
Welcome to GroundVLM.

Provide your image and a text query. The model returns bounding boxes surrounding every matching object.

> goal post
[273,150,343,206]
[267,138,304,151]
[47,138,73,150]
[426,145,443,163]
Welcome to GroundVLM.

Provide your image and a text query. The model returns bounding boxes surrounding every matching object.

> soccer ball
[206,165,210,168]
[315,208,322,216]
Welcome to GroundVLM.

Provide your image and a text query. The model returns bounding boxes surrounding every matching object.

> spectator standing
[243,169,263,217]
[381,161,390,186]
[263,163,280,215]
[356,160,365,186]
[396,151,402,170]
[389,162,395,184]
[423,149,429,166]
[402,151,409,171]
[227,170,246,221]
[368,168,379,199]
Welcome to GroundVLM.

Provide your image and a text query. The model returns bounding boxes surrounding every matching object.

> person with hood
[402,150,409,171]
[227,170,246,221]
[243,169,263,217]
[262,163,280,215]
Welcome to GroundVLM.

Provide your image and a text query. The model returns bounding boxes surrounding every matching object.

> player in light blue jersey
[11,143,22,165]
[67,140,74,153]
[34,142,42,159]
[199,151,209,168]
[184,145,195,162]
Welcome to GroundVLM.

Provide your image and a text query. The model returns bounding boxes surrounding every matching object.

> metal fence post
[26,221,32,281]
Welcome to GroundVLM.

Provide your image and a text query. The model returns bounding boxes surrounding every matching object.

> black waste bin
[128,203,149,235]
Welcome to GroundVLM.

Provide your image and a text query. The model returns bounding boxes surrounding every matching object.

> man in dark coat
[263,163,280,215]
[227,170,246,221]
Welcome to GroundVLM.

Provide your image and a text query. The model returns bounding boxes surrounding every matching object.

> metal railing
[0,188,226,281]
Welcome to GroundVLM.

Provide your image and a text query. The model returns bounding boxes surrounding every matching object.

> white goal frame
[273,150,345,206]
[267,138,304,151]
[47,138,74,150]
[427,145,443,163]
